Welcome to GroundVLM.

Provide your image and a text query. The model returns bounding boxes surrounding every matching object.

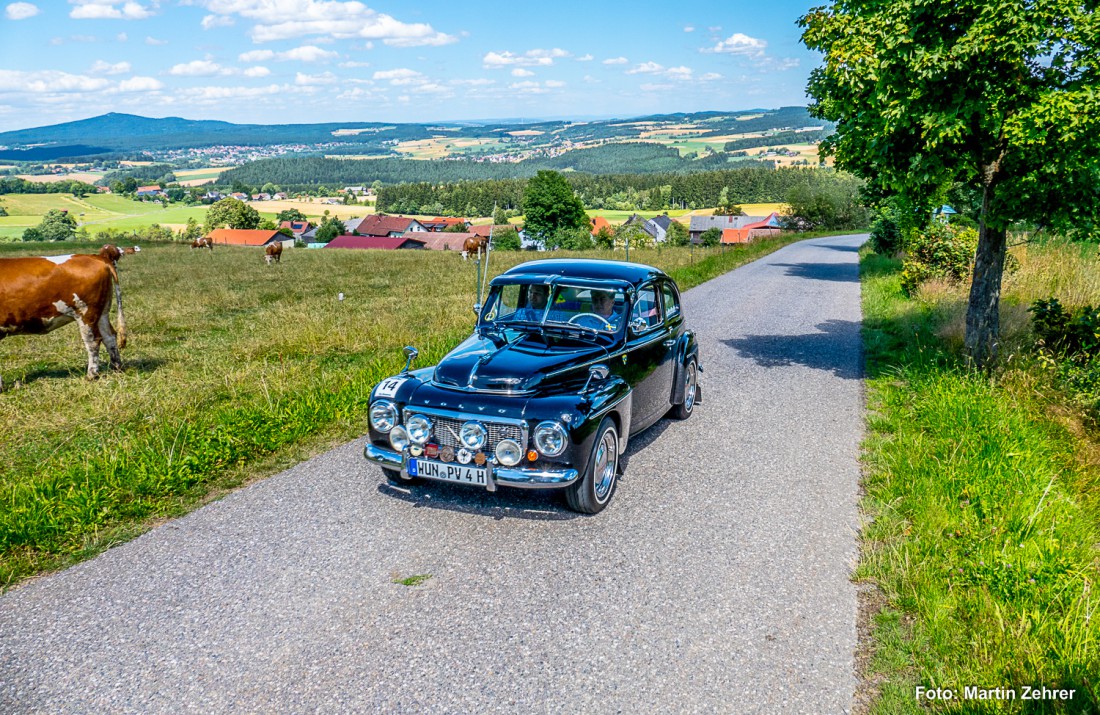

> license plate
[408,458,487,486]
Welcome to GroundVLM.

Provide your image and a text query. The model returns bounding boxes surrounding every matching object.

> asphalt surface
[0,234,867,714]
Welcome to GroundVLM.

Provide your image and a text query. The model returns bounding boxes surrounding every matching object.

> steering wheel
[568,312,612,330]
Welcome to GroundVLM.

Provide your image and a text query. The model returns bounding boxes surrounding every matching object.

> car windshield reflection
[484,283,627,334]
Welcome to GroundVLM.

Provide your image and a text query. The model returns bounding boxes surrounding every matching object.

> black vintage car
[363,259,700,513]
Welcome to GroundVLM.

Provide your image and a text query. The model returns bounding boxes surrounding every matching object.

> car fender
[671,329,700,405]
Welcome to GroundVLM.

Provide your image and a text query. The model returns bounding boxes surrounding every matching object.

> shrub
[900,222,978,296]
[869,214,903,256]
[1029,298,1100,361]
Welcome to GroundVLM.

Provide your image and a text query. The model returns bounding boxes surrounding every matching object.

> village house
[205,228,291,248]
[419,232,474,251]
[420,216,469,232]
[688,213,784,244]
[135,185,165,198]
[352,214,428,237]
[323,235,426,250]
[278,220,313,240]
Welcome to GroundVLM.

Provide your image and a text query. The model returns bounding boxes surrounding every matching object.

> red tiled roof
[720,214,783,244]
[323,235,426,250]
[469,224,514,238]
[205,229,284,246]
[279,220,312,233]
[420,232,475,251]
[354,214,421,236]
[589,216,612,236]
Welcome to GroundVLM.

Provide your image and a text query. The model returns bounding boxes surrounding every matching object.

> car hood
[432,333,608,394]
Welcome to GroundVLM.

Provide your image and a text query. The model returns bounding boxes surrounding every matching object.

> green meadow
[0,194,209,239]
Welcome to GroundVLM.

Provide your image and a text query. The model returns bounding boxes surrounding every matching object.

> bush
[900,222,978,296]
[1029,298,1100,361]
[869,214,903,255]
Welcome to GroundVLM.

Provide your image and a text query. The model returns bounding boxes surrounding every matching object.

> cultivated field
[0,236,806,587]
[174,167,232,186]
[15,172,106,184]
[0,194,209,239]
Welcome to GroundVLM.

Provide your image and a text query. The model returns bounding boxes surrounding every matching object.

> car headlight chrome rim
[459,421,487,450]
[494,438,523,467]
[389,425,410,451]
[370,400,398,433]
[534,421,568,457]
[406,414,433,445]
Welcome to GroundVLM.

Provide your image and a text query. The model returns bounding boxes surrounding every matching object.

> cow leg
[54,299,100,380]
[97,310,123,372]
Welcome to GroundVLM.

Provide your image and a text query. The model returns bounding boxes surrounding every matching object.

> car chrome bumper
[364,442,579,491]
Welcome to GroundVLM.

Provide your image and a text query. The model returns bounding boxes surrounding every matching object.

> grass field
[0,235,813,589]
[858,242,1100,712]
[0,194,209,238]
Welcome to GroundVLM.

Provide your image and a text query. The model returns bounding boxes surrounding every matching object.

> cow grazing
[462,235,490,261]
[191,237,213,250]
[99,244,123,265]
[265,242,283,265]
[123,246,140,255]
[0,253,127,386]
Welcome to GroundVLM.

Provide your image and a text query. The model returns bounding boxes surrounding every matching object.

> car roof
[497,259,669,285]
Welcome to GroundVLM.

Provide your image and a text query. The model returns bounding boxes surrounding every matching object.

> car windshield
[484,283,627,334]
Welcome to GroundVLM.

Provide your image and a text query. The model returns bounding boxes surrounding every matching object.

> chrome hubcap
[593,430,618,502]
[684,363,697,411]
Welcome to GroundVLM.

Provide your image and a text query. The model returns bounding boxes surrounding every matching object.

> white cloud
[238,49,274,62]
[699,72,722,81]
[627,61,664,75]
[201,14,234,30]
[116,32,127,41]
[145,35,166,45]
[483,48,568,68]
[576,54,593,62]
[544,80,565,88]
[336,87,385,101]
[0,69,111,93]
[193,0,456,47]
[602,57,628,65]
[511,68,534,77]
[295,71,337,85]
[705,32,767,56]
[509,80,565,94]
[452,78,494,86]
[69,1,154,20]
[168,60,228,77]
[117,75,162,91]
[243,65,270,77]
[173,83,296,104]
[683,25,695,32]
[372,68,424,85]
[339,60,371,68]
[280,45,338,62]
[5,2,39,20]
[90,60,132,75]
[665,66,693,80]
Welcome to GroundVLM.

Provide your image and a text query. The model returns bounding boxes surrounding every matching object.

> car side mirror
[472,302,481,316]
[629,317,647,335]
[401,346,419,374]
[583,364,610,393]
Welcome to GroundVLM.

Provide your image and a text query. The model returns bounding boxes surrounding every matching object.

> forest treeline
[219,143,780,189]
[376,166,835,215]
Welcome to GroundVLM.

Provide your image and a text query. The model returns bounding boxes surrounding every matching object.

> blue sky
[0,0,822,132]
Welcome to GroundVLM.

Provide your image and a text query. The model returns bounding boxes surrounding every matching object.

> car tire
[383,467,421,485]
[670,359,697,420]
[564,417,619,514]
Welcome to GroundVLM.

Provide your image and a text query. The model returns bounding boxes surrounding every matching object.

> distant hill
[0,108,829,162]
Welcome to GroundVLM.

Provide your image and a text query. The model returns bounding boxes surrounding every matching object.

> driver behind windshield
[567,289,622,331]
[513,284,549,322]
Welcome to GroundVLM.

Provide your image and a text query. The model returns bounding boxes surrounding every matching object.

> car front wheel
[383,467,421,486]
[564,417,619,514]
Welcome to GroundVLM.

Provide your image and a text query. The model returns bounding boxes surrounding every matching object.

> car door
[623,281,675,429]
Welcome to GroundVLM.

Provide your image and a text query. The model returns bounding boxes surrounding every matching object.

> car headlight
[389,425,409,451]
[370,400,398,433]
[494,439,523,467]
[534,421,568,457]
[459,421,487,450]
[406,414,433,445]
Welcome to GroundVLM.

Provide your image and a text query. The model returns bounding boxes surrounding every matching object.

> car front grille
[430,415,525,451]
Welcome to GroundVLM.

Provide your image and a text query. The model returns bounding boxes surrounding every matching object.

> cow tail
[107,262,127,349]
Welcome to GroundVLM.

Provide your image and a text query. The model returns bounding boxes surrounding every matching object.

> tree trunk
[964,185,1008,370]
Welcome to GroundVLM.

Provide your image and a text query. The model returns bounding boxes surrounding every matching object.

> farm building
[419,232,474,251]
[205,228,290,247]
[689,213,783,244]
[589,216,612,237]
[323,235,426,250]
[420,216,468,232]
[353,214,428,237]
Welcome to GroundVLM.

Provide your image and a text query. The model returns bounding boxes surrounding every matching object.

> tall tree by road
[800,0,1100,368]
[522,170,589,246]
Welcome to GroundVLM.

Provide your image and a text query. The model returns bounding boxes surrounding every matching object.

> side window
[661,282,681,319]
[630,284,661,330]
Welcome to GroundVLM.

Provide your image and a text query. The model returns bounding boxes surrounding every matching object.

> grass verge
[858,247,1100,713]
[0,233,821,589]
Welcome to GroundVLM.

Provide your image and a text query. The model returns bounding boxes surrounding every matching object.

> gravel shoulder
[0,234,867,714]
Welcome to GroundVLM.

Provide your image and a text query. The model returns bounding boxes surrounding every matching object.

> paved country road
[1,234,867,714]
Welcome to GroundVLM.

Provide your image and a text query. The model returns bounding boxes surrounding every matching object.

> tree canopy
[801,0,1100,367]
[205,197,261,232]
[522,170,589,245]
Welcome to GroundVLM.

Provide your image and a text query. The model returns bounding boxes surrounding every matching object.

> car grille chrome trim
[403,406,528,452]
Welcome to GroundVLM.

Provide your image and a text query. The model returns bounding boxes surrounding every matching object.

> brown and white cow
[0,252,127,386]
[99,244,123,265]
[265,242,283,265]
[123,246,140,255]
[191,237,213,250]
[461,235,490,261]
